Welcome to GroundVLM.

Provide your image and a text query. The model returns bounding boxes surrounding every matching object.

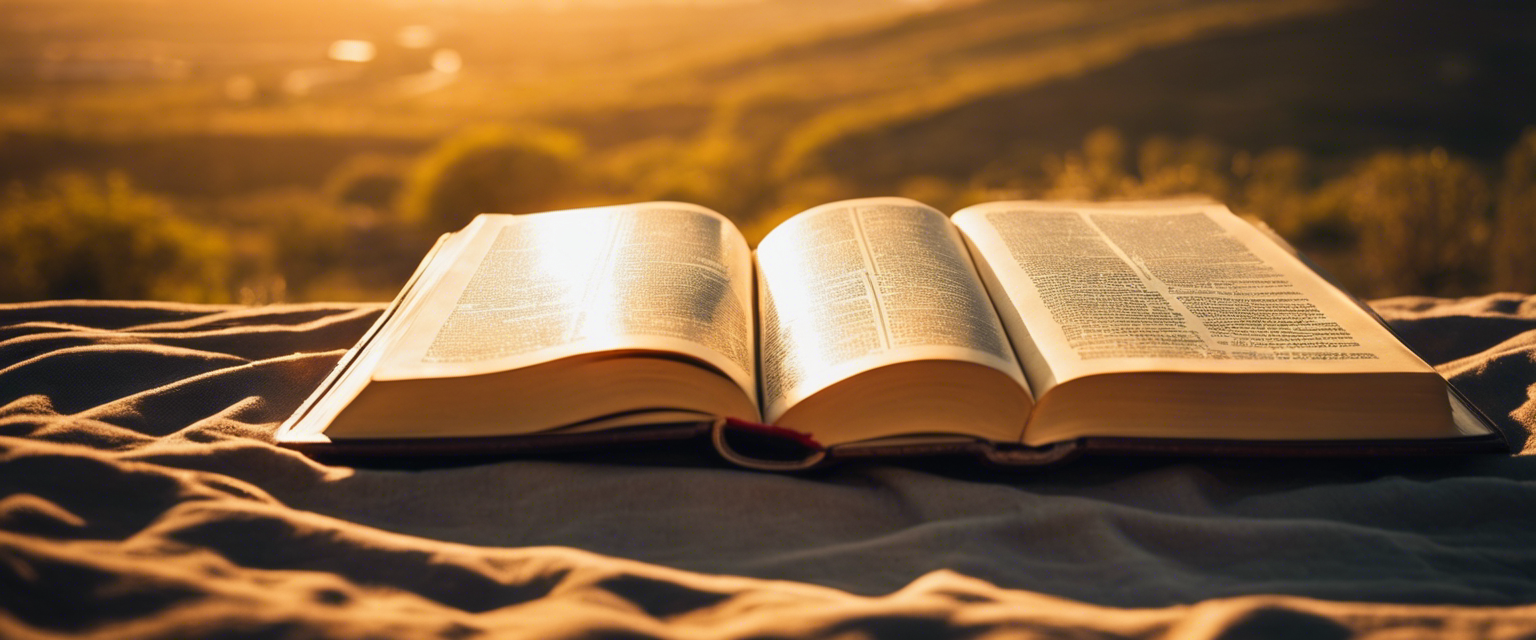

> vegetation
[322,153,411,210]
[1494,130,1536,294]
[0,173,229,302]
[0,0,1530,302]
[1022,128,1524,298]
[396,125,586,236]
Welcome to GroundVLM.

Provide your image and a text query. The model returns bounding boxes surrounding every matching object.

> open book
[278,198,1503,469]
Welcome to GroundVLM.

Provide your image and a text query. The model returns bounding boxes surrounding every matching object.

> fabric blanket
[3,294,1536,639]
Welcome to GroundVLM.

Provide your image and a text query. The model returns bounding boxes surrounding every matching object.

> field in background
[0,0,1532,302]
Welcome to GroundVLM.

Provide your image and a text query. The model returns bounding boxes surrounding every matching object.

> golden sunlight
[327,40,377,64]
[0,0,1527,302]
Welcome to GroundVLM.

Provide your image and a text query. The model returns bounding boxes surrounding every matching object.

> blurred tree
[599,96,773,218]
[600,137,725,208]
[323,153,413,210]
[1237,147,1310,236]
[897,175,960,212]
[1493,129,1536,293]
[218,189,357,301]
[1334,149,1491,296]
[1084,127,1129,188]
[1133,135,1231,201]
[1137,136,1178,184]
[0,173,229,302]
[1043,127,1132,200]
[397,125,584,235]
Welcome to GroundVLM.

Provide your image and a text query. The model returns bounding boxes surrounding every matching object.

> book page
[953,201,1435,393]
[373,203,757,402]
[755,198,1027,423]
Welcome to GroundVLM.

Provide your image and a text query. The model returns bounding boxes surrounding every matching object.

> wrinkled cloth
[3,295,1536,639]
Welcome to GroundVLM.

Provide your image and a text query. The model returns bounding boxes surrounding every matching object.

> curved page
[374,203,757,404]
[755,197,1028,425]
[952,201,1438,394]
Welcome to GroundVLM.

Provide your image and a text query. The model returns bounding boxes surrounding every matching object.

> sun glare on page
[527,212,619,342]
[756,239,836,405]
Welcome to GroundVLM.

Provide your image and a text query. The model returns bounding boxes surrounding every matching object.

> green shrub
[215,189,360,301]
[599,98,772,218]
[1493,129,1536,293]
[896,175,961,212]
[1132,135,1231,201]
[1235,147,1310,236]
[322,153,413,210]
[397,125,585,235]
[0,172,230,302]
[1333,149,1492,296]
[1043,127,1134,200]
[599,137,728,207]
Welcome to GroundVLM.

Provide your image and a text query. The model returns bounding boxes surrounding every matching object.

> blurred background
[0,0,1531,303]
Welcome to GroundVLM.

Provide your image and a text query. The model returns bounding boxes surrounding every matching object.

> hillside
[2,0,1531,302]
[777,0,1535,189]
